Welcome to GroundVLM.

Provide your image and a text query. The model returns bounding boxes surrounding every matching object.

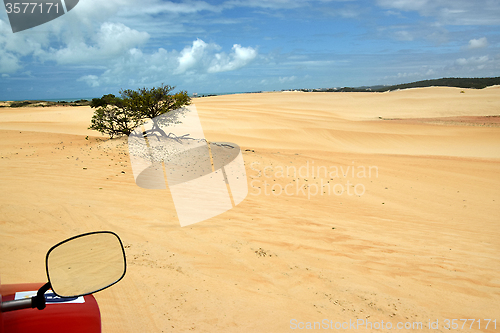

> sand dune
[0,106,95,136]
[0,87,499,332]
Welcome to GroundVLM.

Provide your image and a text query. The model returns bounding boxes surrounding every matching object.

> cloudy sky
[0,0,499,99]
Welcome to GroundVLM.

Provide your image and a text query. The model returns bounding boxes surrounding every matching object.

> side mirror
[0,231,126,312]
[46,231,126,298]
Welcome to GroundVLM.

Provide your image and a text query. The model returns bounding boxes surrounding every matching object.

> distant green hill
[375,77,500,92]
[300,77,500,93]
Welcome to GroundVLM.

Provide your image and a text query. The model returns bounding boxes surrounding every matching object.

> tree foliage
[90,94,125,109]
[121,85,191,120]
[88,105,142,138]
[89,85,191,138]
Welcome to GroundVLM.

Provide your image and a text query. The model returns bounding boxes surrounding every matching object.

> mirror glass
[46,231,126,298]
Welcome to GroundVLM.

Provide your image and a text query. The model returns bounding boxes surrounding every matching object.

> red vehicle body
[0,282,101,333]
[0,231,126,333]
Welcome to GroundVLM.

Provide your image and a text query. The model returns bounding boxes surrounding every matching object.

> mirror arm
[0,282,51,312]
[33,282,51,310]
[0,298,34,312]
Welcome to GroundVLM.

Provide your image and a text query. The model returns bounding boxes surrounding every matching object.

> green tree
[90,94,124,109]
[89,85,191,138]
[88,105,142,138]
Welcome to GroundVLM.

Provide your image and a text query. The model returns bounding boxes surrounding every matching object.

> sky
[0,0,499,100]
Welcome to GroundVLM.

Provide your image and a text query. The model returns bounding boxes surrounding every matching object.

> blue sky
[0,0,499,100]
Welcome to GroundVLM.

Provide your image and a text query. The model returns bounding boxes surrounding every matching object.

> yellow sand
[0,86,499,332]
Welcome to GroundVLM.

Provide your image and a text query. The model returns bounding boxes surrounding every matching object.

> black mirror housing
[46,231,127,298]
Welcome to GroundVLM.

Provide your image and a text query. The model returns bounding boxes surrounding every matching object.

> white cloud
[223,0,350,10]
[0,21,48,56]
[279,75,297,83]
[446,54,500,75]
[0,18,49,73]
[455,55,489,66]
[224,0,305,9]
[74,39,257,88]
[0,51,21,74]
[141,1,222,15]
[208,44,257,73]
[376,0,500,25]
[282,59,337,67]
[79,47,178,87]
[376,0,430,13]
[175,38,213,74]
[467,37,488,50]
[394,30,413,41]
[77,75,100,87]
[0,20,22,73]
[46,23,150,64]
[383,66,437,81]
[97,23,150,56]
[68,0,137,25]
[337,7,362,18]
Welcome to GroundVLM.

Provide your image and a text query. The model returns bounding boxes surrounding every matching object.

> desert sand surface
[0,87,499,332]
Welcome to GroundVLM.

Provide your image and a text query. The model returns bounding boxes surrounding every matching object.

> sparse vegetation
[5,100,90,107]
[10,101,32,107]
